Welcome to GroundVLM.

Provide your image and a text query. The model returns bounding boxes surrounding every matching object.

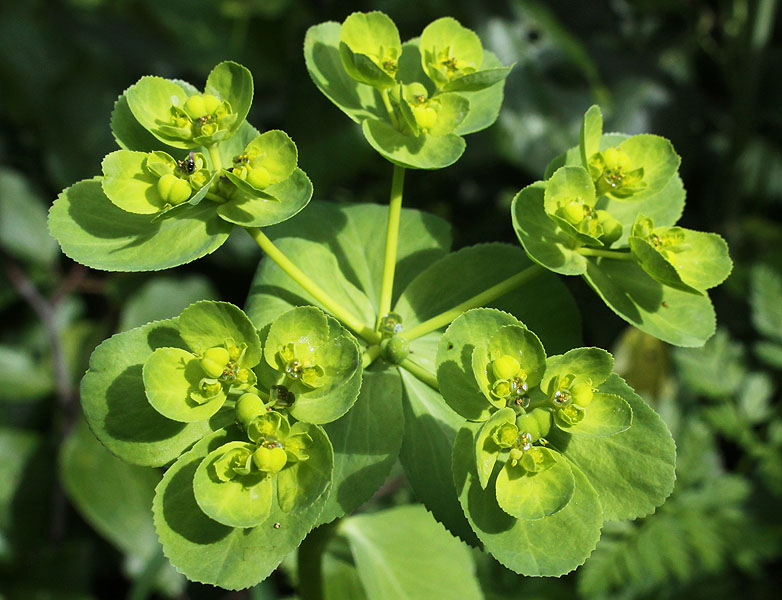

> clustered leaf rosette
[512,104,733,347]
[304,12,513,169]
[436,308,676,576]
[49,61,313,273]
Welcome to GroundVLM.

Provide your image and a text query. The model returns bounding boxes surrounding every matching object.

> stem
[204,191,225,202]
[298,521,338,600]
[362,344,382,368]
[576,247,634,260]
[377,165,406,328]
[402,265,543,341]
[400,358,440,392]
[208,144,222,172]
[244,227,381,345]
[381,89,398,127]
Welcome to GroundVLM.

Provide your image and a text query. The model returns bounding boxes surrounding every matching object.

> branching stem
[208,144,223,172]
[377,165,406,329]
[244,227,381,345]
[576,247,634,260]
[401,265,544,341]
[362,344,382,369]
[400,358,440,392]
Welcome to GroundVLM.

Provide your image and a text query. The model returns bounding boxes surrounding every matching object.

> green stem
[244,227,381,345]
[576,247,634,260]
[400,358,440,392]
[381,88,398,127]
[298,521,338,600]
[208,144,223,172]
[377,165,406,328]
[204,191,224,202]
[362,344,382,369]
[401,265,543,341]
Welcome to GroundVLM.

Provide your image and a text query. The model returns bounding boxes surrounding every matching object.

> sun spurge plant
[47,10,729,591]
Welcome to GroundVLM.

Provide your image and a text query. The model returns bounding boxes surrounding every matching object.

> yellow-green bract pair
[305,12,513,169]
[436,308,632,521]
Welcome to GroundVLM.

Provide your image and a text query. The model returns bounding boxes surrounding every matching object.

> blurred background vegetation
[1,0,780,598]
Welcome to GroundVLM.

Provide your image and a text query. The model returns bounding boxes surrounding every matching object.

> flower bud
[184,93,221,120]
[201,346,230,378]
[491,422,518,448]
[247,166,273,189]
[561,201,586,225]
[412,104,438,131]
[571,382,594,407]
[236,392,265,428]
[596,210,622,246]
[253,445,288,474]
[515,408,552,442]
[491,355,520,381]
[157,173,191,205]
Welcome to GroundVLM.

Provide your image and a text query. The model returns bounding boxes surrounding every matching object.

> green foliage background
[1,0,780,598]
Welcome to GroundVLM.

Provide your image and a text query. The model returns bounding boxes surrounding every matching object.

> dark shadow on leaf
[584,259,664,322]
[104,364,187,442]
[162,457,232,544]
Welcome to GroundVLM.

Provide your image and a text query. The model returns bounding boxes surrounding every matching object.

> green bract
[125,61,252,149]
[629,215,732,293]
[259,306,362,424]
[50,86,313,272]
[511,104,732,347]
[142,301,261,423]
[304,12,512,169]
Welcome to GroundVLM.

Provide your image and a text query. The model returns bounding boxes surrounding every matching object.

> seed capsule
[201,346,231,378]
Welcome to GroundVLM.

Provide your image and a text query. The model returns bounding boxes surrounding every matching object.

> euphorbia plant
[48,9,731,591]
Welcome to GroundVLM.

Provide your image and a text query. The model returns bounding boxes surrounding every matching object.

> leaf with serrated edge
[361,119,466,170]
[80,317,230,466]
[548,374,676,521]
[318,369,404,524]
[179,301,262,367]
[153,427,329,589]
[452,423,602,576]
[49,178,231,272]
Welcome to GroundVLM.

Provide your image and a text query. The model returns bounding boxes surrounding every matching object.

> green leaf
[339,11,401,89]
[304,22,384,124]
[263,305,330,371]
[548,374,676,521]
[512,181,588,276]
[119,275,217,332]
[59,419,163,558]
[218,168,313,228]
[193,440,273,528]
[436,309,520,421]
[276,422,333,512]
[580,105,603,168]
[246,201,451,328]
[110,90,182,153]
[0,168,59,266]
[629,226,732,292]
[49,178,232,272]
[223,130,298,196]
[80,317,230,466]
[605,134,680,203]
[339,504,483,600]
[495,447,575,520]
[398,368,479,545]
[143,347,226,422]
[420,17,483,89]
[452,423,602,576]
[450,50,508,136]
[542,347,614,390]
[395,243,582,354]
[750,264,782,342]
[475,407,517,488]
[153,427,328,589]
[319,369,404,524]
[443,66,513,93]
[565,392,632,437]
[101,150,169,214]
[583,257,717,347]
[179,300,262,367]
[125,76,193,149]
[204,61,253,137]
[361,118,466,170]
[673,329,745,398]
